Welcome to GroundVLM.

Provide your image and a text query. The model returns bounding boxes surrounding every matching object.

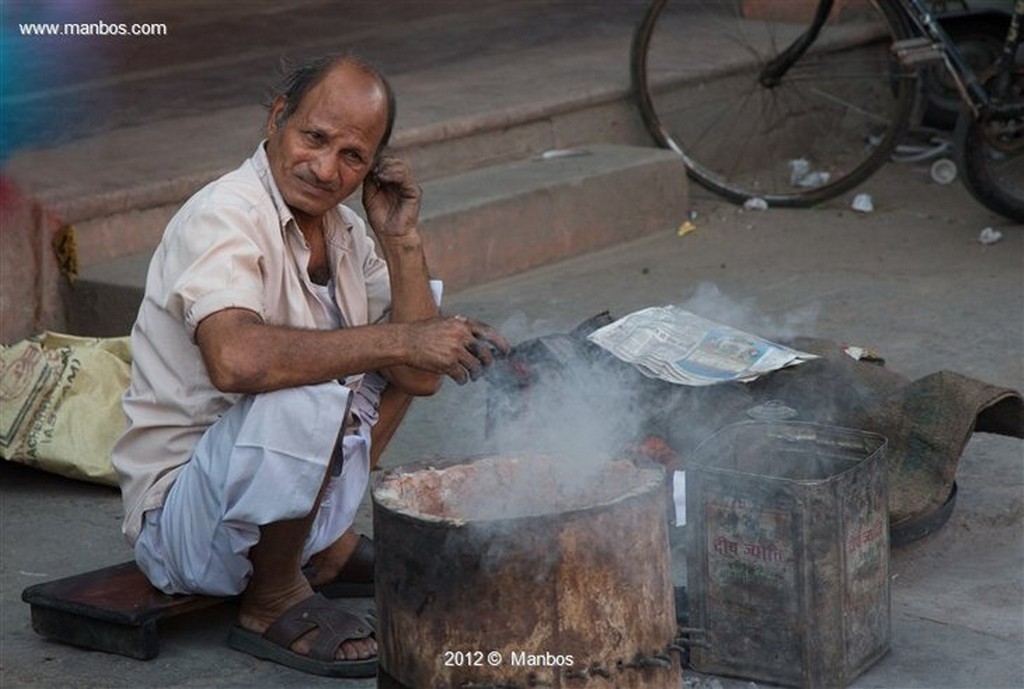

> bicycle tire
[631,0,918,207]
[954,95,1024,223]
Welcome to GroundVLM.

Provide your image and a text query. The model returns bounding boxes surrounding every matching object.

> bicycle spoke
[804,86,893,126]
[688,80,760,173]
[761,89,790,195]
[633,0,915,205]
[719,82,767,185]
[784,80,859,171]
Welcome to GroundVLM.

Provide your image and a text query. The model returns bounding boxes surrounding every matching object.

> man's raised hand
[362,154,422,238]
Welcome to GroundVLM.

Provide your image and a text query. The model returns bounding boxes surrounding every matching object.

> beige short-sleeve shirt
[112,144,390,544]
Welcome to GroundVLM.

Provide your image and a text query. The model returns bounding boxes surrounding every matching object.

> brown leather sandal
[315,534,374,598]
[227,593,376,677]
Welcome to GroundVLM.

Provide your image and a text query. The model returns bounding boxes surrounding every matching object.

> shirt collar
[251,141,297,231]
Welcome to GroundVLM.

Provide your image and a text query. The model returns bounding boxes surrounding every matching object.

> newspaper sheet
[586,305,817,386]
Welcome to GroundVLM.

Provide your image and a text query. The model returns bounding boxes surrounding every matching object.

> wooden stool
[22,561,225,659]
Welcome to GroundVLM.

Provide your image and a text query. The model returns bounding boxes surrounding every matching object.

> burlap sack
[0,332,130,486]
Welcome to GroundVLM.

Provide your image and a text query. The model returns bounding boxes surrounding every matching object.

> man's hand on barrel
[402,314,510,384]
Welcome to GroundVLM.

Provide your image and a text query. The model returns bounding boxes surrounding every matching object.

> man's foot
[306,531,374,598]
[230,593,377,677]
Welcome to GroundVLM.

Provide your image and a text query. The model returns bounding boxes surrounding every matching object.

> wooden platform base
[21,561,225,659]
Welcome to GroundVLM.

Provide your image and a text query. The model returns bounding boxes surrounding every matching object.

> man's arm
[371,227,444,395]
[196,154,509,396]
[362,155,445,395]
[196,307,504,394]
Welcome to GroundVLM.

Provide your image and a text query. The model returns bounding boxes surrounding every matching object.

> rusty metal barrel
[372,454,680,688]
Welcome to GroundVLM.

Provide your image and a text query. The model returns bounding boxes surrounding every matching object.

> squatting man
[112,53,509,678]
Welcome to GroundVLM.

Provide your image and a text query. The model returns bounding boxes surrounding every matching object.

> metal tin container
[687,422,890,688]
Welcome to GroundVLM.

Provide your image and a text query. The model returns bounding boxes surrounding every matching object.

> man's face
[265,63,388,224]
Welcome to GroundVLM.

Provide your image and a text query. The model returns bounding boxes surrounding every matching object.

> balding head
[264,55,396,226]
[271,53,396,150]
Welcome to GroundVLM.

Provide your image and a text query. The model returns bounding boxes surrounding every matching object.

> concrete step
[67,144,689,337]
[2,0,683,342]
[7,29,650,274]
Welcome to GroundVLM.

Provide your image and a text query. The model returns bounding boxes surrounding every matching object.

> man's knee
[233,383,351,464]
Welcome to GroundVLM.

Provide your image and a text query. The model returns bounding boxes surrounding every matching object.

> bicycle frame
[759,0,836,87]
[896,0,1022,116]
[766,0,1023,118]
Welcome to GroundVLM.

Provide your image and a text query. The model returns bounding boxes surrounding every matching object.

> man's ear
[372,145,390,172]
[266,96,287,137]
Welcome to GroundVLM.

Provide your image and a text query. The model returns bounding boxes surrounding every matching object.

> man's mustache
[296,170,340,193]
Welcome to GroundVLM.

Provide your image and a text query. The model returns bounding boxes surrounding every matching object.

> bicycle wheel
[632,0,917,206]
[954,85,1024,223]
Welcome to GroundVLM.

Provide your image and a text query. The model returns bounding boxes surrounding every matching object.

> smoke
[385,309,666,579]
[482,314,652,491]
[476,283,829,498]
[680,281,822,344]
[410,285,862,531]
[474,284,877,530]
[671,281,872,433]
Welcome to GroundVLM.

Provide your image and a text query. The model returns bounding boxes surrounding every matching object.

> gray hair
[270,53,396,148]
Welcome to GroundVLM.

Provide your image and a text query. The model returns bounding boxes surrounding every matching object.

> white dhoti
[134,380,373,597]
